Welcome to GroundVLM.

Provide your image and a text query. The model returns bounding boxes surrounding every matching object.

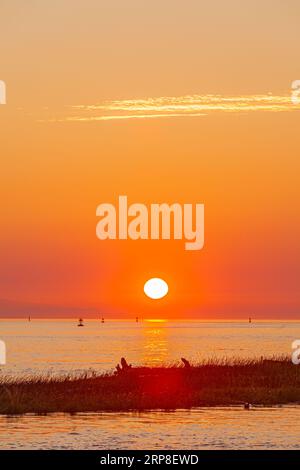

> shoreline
[1,403,300,419]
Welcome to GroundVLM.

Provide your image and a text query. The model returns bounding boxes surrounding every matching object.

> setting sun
[144,278,169,300]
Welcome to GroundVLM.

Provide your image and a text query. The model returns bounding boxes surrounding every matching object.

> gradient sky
[0,1,300,318]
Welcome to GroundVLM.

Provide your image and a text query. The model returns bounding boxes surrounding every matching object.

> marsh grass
[0,356,299,414]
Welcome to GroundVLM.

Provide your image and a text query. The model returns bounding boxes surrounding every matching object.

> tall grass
[0,356,299,414]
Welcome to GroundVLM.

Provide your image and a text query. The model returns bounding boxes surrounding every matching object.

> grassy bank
[0,357,299,414]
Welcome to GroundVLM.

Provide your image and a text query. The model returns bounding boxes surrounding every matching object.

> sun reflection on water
[142,322,170,366]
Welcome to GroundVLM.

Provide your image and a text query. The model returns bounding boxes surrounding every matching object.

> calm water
[0,320,299,376]
[0,320,299,450]
[0,407,299,450]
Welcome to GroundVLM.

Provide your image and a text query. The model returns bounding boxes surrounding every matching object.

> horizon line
[0,317,299,322]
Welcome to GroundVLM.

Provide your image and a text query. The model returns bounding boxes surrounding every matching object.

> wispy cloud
[49,93,300,122]
[64,112,207,121]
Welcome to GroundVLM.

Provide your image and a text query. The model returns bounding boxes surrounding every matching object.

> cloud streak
[50,93,300,122]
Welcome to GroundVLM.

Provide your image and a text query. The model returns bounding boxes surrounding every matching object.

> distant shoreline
[0,357,299,415]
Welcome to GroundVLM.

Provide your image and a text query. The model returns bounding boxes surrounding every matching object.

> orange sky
[0,1,300,318]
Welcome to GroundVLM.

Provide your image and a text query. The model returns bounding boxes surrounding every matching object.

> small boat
[249,317,252,323]
[101,317,105,324]
[136,316,139,323]
[78,318,84,327]
[28,315,31,322]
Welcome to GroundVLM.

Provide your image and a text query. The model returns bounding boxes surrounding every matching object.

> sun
[144,278,168,299]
